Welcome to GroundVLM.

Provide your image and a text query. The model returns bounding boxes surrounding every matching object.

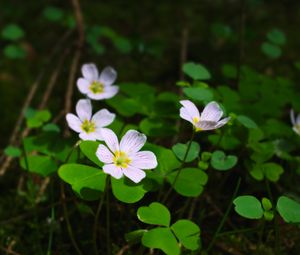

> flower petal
[92,109,115,127]
[103,164,123,179]
[79,132,97,141]
[66,113,82,132]
[120,130,146,154]
[81,63,99,81]
[290,109,296,125]
[296,114,300,125]
[99,66,117,86]
[196,121,218,131]
[215,117,230,129]
[179,100,200,123]
[200,101,223,122]
[123,166,146,183]
[77,78,90,94]
[86,86,119,100]
[101,128,119,152]
[76,99,92,121]
[293,126,300,135]
[131,151,158,169]
[96,144,114,163]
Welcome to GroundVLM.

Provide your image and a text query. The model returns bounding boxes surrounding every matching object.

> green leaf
[125,230,147,244]
[172,142,200,162]
[233,195,264,219]
[4,145,21,157]
[167,168,208,197]
[137,202,171,227]
[237,115,258,129]
[277,196,300,223]
[171,219,201,250]
[264,211,274,221]
[58,164,106,200]
[183,87,214,103]
[261,42,282,59]
[267,29,286,45]
[140,118,177,137]
[262,197,272,211]
[211,150,237,171]
[183,62,211,80]
[142,228,180,255]
[2,24,24,41]
[42,123,60,132]
[43,6,64,21]
[111,177,148,203]
[26,110,52,128]
[3,44,26,59]
[222,64,237,79]
[250,162,284,182]
[143,143,181,177]
[20,155,57,177]
[79,141,103,167]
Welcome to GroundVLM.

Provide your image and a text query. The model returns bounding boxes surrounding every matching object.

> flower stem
[206,177,241,253]
[162,129,195,203]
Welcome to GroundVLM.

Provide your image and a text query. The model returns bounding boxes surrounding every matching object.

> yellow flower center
[193,117,202,132]
[89,81,104,94]
[113,151,131,168]
[81,119,96,133]
[296,124,300,133]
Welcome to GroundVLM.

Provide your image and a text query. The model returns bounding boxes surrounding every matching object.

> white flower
[77,63,119,100]
[179,100,230,131]
[96,129,158,183]
[66,99,115,141]
[290,109,300,135]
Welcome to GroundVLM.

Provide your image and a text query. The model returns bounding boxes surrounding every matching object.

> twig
[64,0,85,135]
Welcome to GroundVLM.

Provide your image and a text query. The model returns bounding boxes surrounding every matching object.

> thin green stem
[162,129,195,203]
[93,178,108,255]
[206,177,241,253]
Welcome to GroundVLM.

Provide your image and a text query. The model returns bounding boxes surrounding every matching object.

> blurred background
[1,0,300,254]
[1,0,300,148]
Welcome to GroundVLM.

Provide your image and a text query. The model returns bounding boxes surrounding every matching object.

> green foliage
[4,145,21,157]
[137,202,171,227]
[172,141,200,162]
[171,220,201,250]
[1,24,24,41]
[277,196,300,223]
[3,44,26,59]
[20,155,57,177]
[58,164,106,200]
[135,202,200,254]
[183,62,211,80]
[79,140,103,167]
[267,28,286,45]
[167,168,208,197]
[211,150,238,171]
[250,162,284,182]
[111,177,149,203]
[183,87,214,103]
[42,6,64,22]
[237,115,258,129]
[261,42,282,58]
[233,195,264,219]
[142,228,180,255]
[25,108,51,128]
